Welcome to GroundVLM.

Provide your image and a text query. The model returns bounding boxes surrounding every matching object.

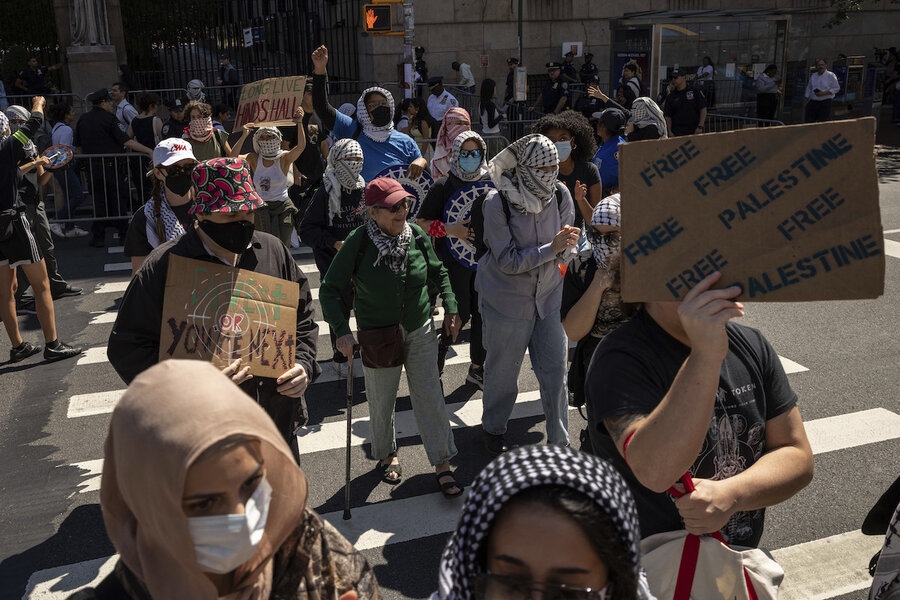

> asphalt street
[0,145,899,600]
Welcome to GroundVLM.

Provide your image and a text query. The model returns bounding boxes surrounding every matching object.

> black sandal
[436,471,464,498]
[378,459,402,485]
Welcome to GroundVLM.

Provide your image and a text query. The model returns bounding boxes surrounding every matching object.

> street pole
[518,0,523,63]
[403,0,415,98]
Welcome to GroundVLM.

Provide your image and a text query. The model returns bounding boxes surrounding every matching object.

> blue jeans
[479,298,569,444]
[53,166,85,222]
[362,318,458,465]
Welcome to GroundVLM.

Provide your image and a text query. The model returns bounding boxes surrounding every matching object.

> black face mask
[169,201,194,227]
[164,168,194,197]
[198,218,255,254]
[370,105,392,127]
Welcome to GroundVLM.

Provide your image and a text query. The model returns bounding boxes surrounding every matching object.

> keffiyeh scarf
[186,79,206,103]
[0,112,8,140]
[586,193,621,270]
[488,134,559,214]
[435,444,648,600]
[630,97,668,139]
[252,126,286,159]
[430,107,471,179]
[356,87,395,143]
[448,131,489,182]
[144,189,186,248]
[366,217,412,273]
[323,139,365,224]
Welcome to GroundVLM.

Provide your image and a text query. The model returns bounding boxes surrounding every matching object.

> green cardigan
[320,223,458,338]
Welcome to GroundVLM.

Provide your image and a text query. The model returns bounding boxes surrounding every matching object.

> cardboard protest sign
[159,255,300,377]
[233,75,307,130]
[618,118,884,302]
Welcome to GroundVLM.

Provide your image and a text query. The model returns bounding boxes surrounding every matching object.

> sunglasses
[378,199,410,213]
[473,574,610,600]
[459,149,484,159]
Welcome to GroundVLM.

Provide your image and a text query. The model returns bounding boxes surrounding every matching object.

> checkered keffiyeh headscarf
[323,138,365,224]
[488,134,559,214]
[629,98,668,139]
[435,444,644,600]
[356,87,396,143]
[365,217,412,274]
[449,131,488,182]
[0,112,8,140]
[587,193,621,270]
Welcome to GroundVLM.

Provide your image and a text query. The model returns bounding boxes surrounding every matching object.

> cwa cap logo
[153,137,198,168]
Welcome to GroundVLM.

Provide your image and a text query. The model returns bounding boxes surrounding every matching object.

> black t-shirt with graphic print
[585,308,797,547]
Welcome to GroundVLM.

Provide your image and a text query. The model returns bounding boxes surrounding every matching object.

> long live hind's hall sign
[233,76,307,130]
[618,118,884,302]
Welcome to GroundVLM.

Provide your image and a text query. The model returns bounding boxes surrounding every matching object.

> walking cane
[343,345,358,520]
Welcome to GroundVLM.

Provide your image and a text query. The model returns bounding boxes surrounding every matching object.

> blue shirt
[332,110,422,182]
[592,135,625,192]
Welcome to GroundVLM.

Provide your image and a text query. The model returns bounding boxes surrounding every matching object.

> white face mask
[187,475,271,574]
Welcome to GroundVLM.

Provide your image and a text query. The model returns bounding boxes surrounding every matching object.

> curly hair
[530,111,598,162]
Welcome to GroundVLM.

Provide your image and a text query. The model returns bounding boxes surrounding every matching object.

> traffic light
[363,4,392,33]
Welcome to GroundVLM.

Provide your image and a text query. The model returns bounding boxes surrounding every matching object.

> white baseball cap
[153,138,197,167]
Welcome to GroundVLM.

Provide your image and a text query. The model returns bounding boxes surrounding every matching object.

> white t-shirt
[697,65,714,80]
[458,63,475,88]
[51,122,74,149]
[805,70,841,101]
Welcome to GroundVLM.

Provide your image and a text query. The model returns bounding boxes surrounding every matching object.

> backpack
[471,184,565,261]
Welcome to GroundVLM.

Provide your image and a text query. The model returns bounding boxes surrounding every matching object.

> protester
[479,79,503,135]
[615,62,643,110]
[531,111,600,229]
[47,103,88,238]
[395,97,434,162]
[0,97,82,363]
[532,63,569,115]
[124,139,198,274]
[107,157,320,459]
[186,78,207,103]
[127,92,163,151]
[297,138,366,376]
[696,56,716,108]
[452,61,476,93]
[14,57,62,95]
[590,108,627,196]
[212,104,231,131]
[580,52,599,85]
[756,64,782,121]
[626,97,668,141]
[427,77,461,126]
[280,80,325,219]
[663,69,707,136]
[72,359,381,599]
[311,46,427,182]
[320,177,463,496]
[805,57,841,123]
[323,102,357,159]
[183,101,231,161]
[561,196,637,451]
[430,107,471,179]
[73,88,153,248]
[434,444,653,600]
[231,107,306,247]
[110,82,138,132]
[417,131,490,387]
[586,271,814,548]
[475,134,578,454]
[161,97,188,140]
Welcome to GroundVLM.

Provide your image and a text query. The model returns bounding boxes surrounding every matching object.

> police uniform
[504,58,519,103]
[161,98,188,140]
[415,46,428,97]
[580,54,599,84]
[426,77,459,123]
[561,54,578,82]
[541,63,569,114]
[663,78,707,137]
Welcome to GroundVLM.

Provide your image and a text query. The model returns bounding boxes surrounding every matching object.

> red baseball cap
[365,177,413,208]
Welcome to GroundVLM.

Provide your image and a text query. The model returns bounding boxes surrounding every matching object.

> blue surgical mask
[459,155,483,173]
[555,141,572,162]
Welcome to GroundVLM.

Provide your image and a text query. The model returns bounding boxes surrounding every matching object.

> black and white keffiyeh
[435,444,647,600]
[143,189,186,248]
[629,98,668,139]
[252,126,286,159]
[587,193,621,270]
[356,87,396,143]
[0,112,8,140]
[448,131,489,182]
[365,217,412,273]
[488,134,559,214]
[323,139,365,224]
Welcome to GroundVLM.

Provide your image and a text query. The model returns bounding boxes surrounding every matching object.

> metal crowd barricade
[3,92,86,114]
[704,112,784,132]
[45,152,152,227]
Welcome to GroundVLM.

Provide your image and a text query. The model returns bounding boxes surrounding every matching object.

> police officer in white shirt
[804,57,841,123]
[427,77,460,126]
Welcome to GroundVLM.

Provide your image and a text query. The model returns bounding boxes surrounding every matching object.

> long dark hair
[47,103,71,127]
[530,111,598,162]
[479,78,496,116]
[481,485,638,600]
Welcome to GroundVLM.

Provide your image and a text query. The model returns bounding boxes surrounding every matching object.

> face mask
[199,218,255,253]
[257,137,282,158]
[189,117,213,141]
[188,476,271,574]
[370,105,392,127]
[335,159,364,189]
[554,141,572,162]
[458,155,482,173]
[165,169,194,197]
[9,122,21,135]
[170,201,193,226]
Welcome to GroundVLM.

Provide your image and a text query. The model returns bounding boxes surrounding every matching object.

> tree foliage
[824,0,900,28]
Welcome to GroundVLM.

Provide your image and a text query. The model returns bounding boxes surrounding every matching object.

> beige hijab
[101,360,309,599]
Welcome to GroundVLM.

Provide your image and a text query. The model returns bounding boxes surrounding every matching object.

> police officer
[561,52,579,84]
[427,76,459,126]
[160,97,188,140]
[415,46,428,98]
[504,57,519,105]
[532,62,569,115]
[662,68,707,137]
[580,53,599,84]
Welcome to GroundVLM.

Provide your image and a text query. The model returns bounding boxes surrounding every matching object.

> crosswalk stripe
[89,311,117,325]
[103,262,131,273]
[24,556,117,600]
[106,246,123,254]
[779,356,808,374]
[884,238,900,259]
[66,459,103,494]
[804,407,900,454]
[67,391,124,419]
[75,346,108,366]
[94,281,129,295]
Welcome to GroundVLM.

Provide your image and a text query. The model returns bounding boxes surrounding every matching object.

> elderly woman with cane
[320,177,464,497]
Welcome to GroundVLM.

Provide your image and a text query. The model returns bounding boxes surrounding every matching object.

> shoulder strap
[498,190,512,221]
[352,228,370,277]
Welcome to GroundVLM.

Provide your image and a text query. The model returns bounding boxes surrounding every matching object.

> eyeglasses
[459,149,484,159]
[473,574,610,600]
[378,199,410,213]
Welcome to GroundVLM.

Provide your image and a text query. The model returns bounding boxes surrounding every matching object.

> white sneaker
[290,230,300,248]
[333,361,350,377]
[49,223,66,238]
[65,226,89,238]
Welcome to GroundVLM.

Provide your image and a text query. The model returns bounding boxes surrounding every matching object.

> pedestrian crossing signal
[363,4,392,33]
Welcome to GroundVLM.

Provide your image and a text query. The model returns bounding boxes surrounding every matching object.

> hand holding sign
[675,271,744,363]
[293,106,305,124]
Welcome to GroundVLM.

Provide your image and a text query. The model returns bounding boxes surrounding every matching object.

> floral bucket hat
[189,157,265,214]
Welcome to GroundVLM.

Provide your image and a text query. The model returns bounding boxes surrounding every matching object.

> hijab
[629,97,668,139]
[101,360,308,599]
[586,193,621,270]
[449,131,489,182]
[435,444,649,600]
[488,133,559,214]
[186,79,207,103]
[430,107,471,178]
[323,138,365,224]
[355,87,395,143]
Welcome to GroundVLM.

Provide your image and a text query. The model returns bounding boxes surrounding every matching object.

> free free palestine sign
[618,118,884,302]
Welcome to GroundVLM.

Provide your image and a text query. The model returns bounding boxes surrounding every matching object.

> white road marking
[94,281,129,295]
[804,407,900,455]
[63,459,103,494]
[884,238,900,259]
[88,311,117,325]
[75,347,108,366]
[107,246,123,254]
[779,356,808,374]
[103,262,131,273]
[883,228,900,235]
[67,391,124,419]
[24,556,117,600]
[773,529,884,600]
[299,262,317,274]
